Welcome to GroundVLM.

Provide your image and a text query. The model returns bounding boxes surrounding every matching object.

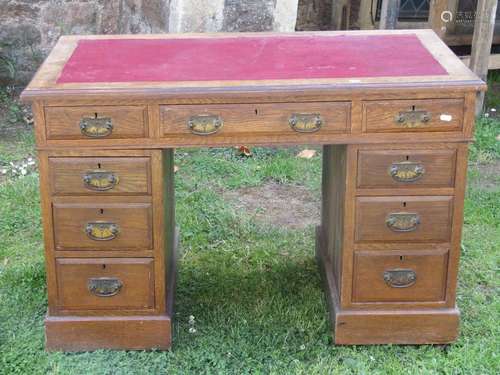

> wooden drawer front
[357,149,456,188]
[55,258,154,310]
[363,99,463,133]
[45,106,148,140]
[353,251,448,302]
[160,102,349,138]
[49,157,151,195]
[53,201,153,250]
[355,196,453,242]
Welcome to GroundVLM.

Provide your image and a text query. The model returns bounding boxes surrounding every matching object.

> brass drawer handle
[88,277,123,297]
[85,222,120,241]
[187,114,223,135]
[383,269,417,288]
[394,109,431,128]
[386,212,420,232]
[389,161,425,182]
[80,116,113,138]
[289,113,323,133]
[83,170,119,191]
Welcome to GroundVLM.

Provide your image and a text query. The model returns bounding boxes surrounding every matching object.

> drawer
[53,199,153,250]
[355,196,453,243]
[362,99,463,133]
[357,149,456,188]
[160,102,349,138]
[49,157,151,195]
[45,106,148,140]
[353,250,448,302]
[55,258,154,310]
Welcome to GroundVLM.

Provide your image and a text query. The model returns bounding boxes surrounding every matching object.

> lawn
[0,90,499,374]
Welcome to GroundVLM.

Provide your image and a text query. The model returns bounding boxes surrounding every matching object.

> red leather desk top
[57,34,448,84]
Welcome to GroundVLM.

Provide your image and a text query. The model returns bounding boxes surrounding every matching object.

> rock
[223,0,275,32]
[169,0,225,33]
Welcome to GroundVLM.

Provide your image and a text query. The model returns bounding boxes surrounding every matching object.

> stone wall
[1,0,172,84]
[0,0,332,85]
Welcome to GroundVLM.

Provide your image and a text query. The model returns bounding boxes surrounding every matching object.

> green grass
[0,116,499,374]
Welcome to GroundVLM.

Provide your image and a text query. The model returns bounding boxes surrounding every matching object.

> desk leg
[42,149,178,351]
[317,144,461,345]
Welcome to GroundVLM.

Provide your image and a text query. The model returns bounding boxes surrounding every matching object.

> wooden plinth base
[45,228,179,351]
[315,227,459,345]
[45,315,172,351]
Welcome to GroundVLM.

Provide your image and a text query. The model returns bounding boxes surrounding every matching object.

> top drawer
[160,102,350,139]
[44,106,148,140]
[362,99,463,133]
[357,149,457,188]
[48,156,151,195]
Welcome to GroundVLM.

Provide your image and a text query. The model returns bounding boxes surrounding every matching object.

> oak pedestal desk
[21,30,485,351]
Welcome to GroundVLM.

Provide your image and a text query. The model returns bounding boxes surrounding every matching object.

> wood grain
[49,156,151,195]
[45,315,171,351]
[55,258,155,312]
[352,249,448,302]
[52,197,153,251]
[160,102,350,141]
[316,229,459,344]
[362,98,464,133]
[355,195,453,243]
[45,105,148,140]
[357,148,457,188]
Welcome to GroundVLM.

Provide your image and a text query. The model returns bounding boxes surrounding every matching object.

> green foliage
[0,132,498,374]
[0,87,25,130]
[469,117,500,163]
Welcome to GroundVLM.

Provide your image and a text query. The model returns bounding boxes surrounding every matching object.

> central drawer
[55,258,155,311]
[52,198,153,250]
[160,102,350,139]
[355,196,453,243]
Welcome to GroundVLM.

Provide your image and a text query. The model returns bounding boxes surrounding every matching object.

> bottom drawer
[352,250,448,303]
[55,258,155,311]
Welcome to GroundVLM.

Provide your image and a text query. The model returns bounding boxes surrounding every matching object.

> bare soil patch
[470,160,500,192]
[223,182,320,229]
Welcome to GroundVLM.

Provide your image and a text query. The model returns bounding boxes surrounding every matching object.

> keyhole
[100,209,104,214]
[254,109,258,115]
[402,202,407,208]
[411,105,416,111]
[97,163,101,169]
[94,112,98,118]
[102,264,106,269]
[400,256,404,261]
[405,155,410,161]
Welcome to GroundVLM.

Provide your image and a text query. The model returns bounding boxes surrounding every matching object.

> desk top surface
[22,30,483,100]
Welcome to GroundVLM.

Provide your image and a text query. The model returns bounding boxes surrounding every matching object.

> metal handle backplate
[83,170,119,191]
[389,161,425,182]
[85,222,120,241]
[394,109,431,128]
[187,114,223,135]
[88,277,123,297]
[386,212,420,232]
[289,113,323,133]
[80,117,113,138]
[383,269,417,288]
